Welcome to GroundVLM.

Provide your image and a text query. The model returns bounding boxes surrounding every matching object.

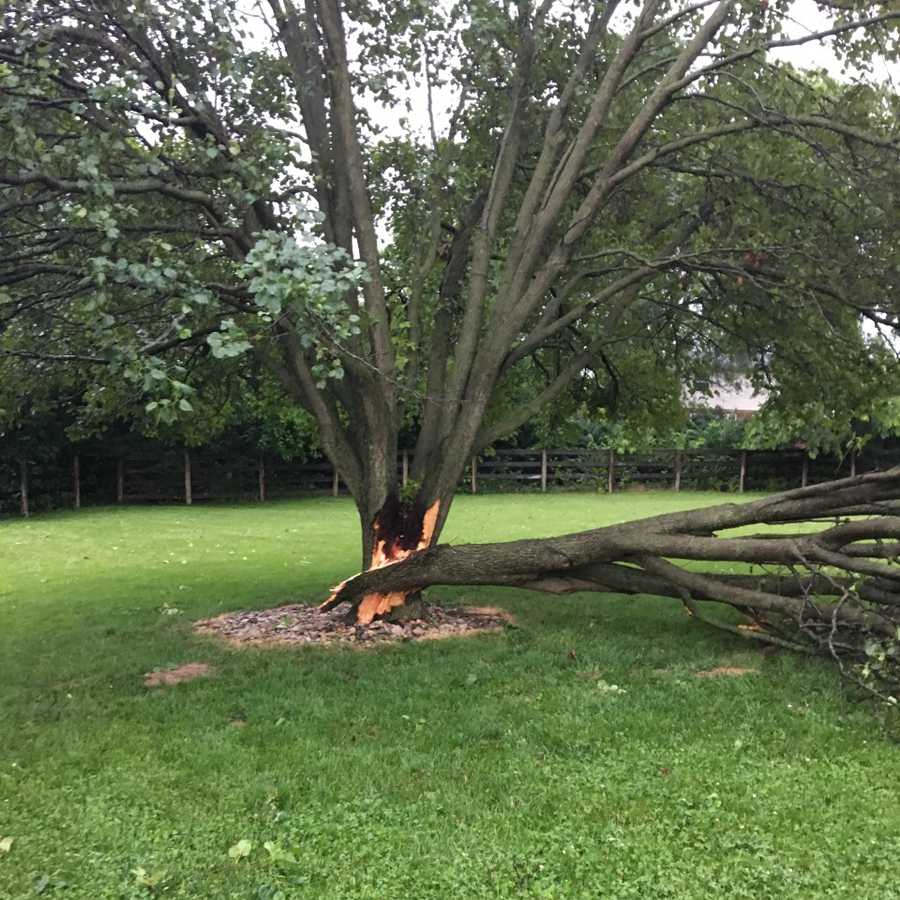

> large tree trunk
[334,413,472,624]
[339,491,446,624]
[325,468,900,685]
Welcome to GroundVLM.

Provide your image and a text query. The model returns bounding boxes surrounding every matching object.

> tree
[2,1,899,637]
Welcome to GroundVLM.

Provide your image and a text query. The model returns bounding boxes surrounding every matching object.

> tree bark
[19,459,29,518]
[219,0,900,630]
[73,454,81,509]
[325,468,900,659]
[341,493,444,624]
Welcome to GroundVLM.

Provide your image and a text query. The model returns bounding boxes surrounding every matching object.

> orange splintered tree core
[323,499,441,625]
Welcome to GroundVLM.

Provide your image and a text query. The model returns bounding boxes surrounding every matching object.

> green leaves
[207,320,252,360]
[132,866,168,890]
[240,230,368,387]
[240,230,368,320]
[228,838,253,861]
[226,837,300,867]
[3,0,898,484]
[263,841,298,866]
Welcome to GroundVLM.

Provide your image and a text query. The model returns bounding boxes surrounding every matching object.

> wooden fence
[464,446,889,493]
[3,442,899,518]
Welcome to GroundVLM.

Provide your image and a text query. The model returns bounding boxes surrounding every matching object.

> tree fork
[328,495,443,625]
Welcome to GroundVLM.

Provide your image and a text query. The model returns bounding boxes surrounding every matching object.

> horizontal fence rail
[2,443,898,517]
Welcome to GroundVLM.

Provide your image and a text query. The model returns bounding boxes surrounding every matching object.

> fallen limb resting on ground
[326,467,900,698]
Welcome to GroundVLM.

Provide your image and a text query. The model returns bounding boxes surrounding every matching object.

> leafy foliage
[1,0,898,537]
[239,229,367,386]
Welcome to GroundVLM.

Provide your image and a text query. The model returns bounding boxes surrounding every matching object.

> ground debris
[193,603,513,648]
[694,666,759,678]
[144,662,213,687]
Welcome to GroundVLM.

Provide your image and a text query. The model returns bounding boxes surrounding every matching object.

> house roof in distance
[686,379,768,418]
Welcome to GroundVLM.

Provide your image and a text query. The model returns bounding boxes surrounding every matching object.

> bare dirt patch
[144,662,213,687]
[694,666,759,678]
[193,602,515,649]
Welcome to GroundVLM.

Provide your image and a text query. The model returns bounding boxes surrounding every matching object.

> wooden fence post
[673,451,682,492]
[73,454,81,509]
[739,451,747,494]
[402,450,409,489]
[470,457,477,494]
[116,456,124,504]
[184,450,193,505]
[332,467,339,497]
[540,449,548,492]
[607,449,615,494]
[850,452,856,478]
[258,454,266,502]
[19,459,29,518]
[801,453,809,488]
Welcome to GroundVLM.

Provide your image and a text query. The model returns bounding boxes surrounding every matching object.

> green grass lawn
[1,492,899,899]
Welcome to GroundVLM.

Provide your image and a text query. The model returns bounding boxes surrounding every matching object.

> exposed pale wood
[739,451,747,493]
[673,451,682,492]
[471,457,477,495]
[332,467,339,497]
[607,449,615,493]
[6,0,900,635]
[344,499,443,624]
[850,452,856,478]
[402,450,409,489]
[541,448,548,492]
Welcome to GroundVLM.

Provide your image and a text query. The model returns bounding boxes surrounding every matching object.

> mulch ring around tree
[193,602,515,649]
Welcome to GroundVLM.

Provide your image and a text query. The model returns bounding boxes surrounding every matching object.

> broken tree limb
[325,467,900,669]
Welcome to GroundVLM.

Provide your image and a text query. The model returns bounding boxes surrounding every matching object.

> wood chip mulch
[193,603,514,648]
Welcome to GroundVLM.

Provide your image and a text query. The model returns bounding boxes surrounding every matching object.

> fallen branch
[326,467,900,693]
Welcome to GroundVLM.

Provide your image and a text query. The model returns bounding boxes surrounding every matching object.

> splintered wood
[326,499,441,625]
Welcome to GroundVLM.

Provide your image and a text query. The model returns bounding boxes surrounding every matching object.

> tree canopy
[2,0,899,634]
[3,2,898,473]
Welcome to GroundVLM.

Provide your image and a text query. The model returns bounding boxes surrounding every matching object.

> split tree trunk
[338,494,444,625]
[326,468,900,667]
